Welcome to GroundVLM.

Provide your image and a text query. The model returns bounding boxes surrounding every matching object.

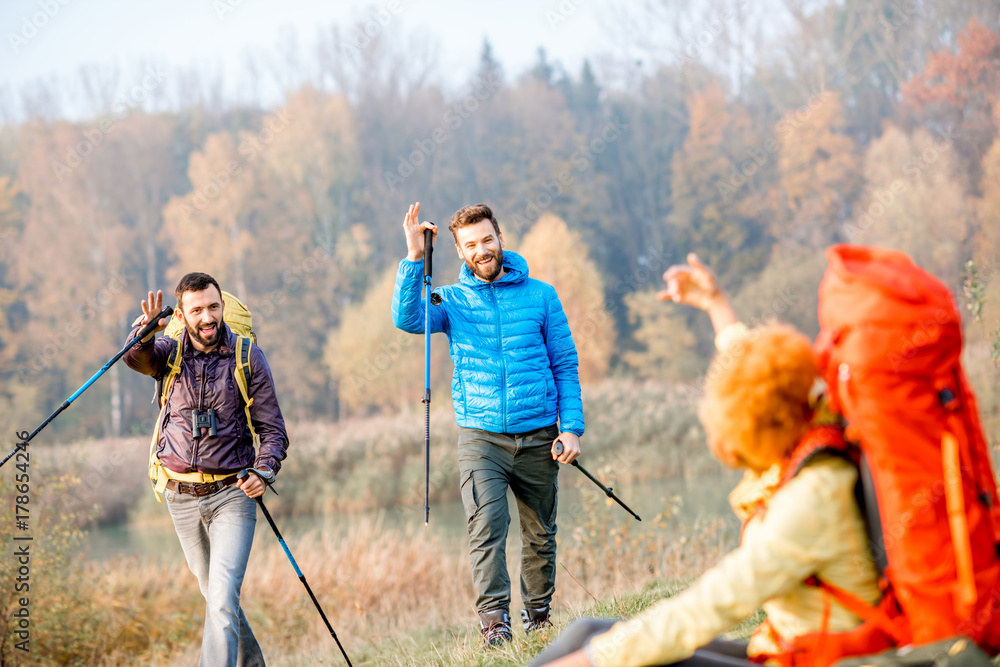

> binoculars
[191,408,218,439]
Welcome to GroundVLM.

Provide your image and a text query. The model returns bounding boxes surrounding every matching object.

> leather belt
[165,475,239,497]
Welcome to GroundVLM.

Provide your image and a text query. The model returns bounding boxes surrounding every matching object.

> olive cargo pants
[458,424,560,614]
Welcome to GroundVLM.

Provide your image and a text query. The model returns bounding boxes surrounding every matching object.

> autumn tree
[325,267,451,415]
[732,244,825,340]
[621,290,701,380]
[161,131,259,297]
[849,125,970,286]
[250,87,364,417]
[517,213,614,383]
[902,16,1000,189]
[773,90,858,246]
[0,176,35,439]
[974,105,1000,263]
[13,120,138,436]
[669,82,768,290]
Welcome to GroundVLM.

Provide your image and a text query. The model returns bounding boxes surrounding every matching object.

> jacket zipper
[491,283,507,431]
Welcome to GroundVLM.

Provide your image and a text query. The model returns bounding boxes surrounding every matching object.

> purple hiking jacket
[124,323,289,475]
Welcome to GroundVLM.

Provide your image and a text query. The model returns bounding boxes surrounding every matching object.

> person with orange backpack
[530,248,1000,667]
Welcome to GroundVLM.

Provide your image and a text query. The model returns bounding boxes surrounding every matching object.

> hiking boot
[521,605,553,632]
[479,609,512,647]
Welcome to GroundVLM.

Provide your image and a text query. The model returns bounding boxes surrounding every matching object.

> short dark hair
[175,272,222,310]
[447,203,501,242]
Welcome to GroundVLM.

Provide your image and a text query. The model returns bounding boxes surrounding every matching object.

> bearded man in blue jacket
[392,201,585,647]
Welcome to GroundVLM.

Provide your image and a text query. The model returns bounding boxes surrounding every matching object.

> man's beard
[466,248,504,282]
[186,320,222,348]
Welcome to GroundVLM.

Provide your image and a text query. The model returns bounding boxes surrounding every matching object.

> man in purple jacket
[125,272,288,667]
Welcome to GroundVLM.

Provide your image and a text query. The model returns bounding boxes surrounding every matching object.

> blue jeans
[166,483,264,667]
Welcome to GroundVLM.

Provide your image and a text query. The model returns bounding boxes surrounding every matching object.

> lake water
[86,468,742,562]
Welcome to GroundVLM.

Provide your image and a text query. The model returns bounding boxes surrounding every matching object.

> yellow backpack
[147,291,258,501]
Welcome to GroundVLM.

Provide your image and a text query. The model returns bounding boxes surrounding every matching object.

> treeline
[0,0,999,440]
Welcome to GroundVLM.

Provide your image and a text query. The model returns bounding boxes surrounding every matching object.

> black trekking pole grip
[137,306,174,342]
[423,226,434,278]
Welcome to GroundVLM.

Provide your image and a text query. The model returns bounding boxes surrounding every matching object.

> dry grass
[7,378,734,664]
[0,494,735,665]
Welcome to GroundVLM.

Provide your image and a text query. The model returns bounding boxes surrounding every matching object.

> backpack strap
[148,335,184,502]
[148,334,258,502]
[942,430,977,614]
[780,425,855,484]
[234,335,258,448]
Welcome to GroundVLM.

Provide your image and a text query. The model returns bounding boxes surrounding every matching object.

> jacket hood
[459,249,528,288]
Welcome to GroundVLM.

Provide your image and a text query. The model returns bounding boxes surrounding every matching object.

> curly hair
[698,323,818,471]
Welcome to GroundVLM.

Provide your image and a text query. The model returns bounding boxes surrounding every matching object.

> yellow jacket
[587,458,880,666]
[586,322,880,667]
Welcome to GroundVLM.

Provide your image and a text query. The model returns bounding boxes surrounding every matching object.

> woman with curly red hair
[530,254,881,667]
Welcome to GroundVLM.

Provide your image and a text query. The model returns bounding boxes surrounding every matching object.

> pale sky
[0,0,625,118]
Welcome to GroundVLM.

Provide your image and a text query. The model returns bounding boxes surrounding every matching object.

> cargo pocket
[460,469,479,523]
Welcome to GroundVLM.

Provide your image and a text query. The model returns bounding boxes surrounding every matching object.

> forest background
[2,0,1000,664]
[1,0,999,442]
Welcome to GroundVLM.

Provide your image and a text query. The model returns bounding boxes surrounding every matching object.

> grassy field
[0,475,735,665]
[9,370,1000,665]
[345,579,766,667]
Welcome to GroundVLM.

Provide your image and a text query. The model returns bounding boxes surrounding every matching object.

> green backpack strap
[234,335,258,448]
[149,335,183,501]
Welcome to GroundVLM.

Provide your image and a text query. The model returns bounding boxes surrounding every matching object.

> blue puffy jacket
[392,250,585,436]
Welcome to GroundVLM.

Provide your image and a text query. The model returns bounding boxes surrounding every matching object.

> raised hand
[657,253,724,310]
[138,290,170,342]
[658,253,737,334]
[403,202,438,262]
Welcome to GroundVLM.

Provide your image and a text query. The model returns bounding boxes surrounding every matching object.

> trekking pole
[237,469,353,666]
[1,306,174,470]
[422,225,434,526]
[553,439,641,522]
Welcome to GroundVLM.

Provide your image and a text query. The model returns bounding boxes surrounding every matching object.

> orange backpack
[782,244,1000,665]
